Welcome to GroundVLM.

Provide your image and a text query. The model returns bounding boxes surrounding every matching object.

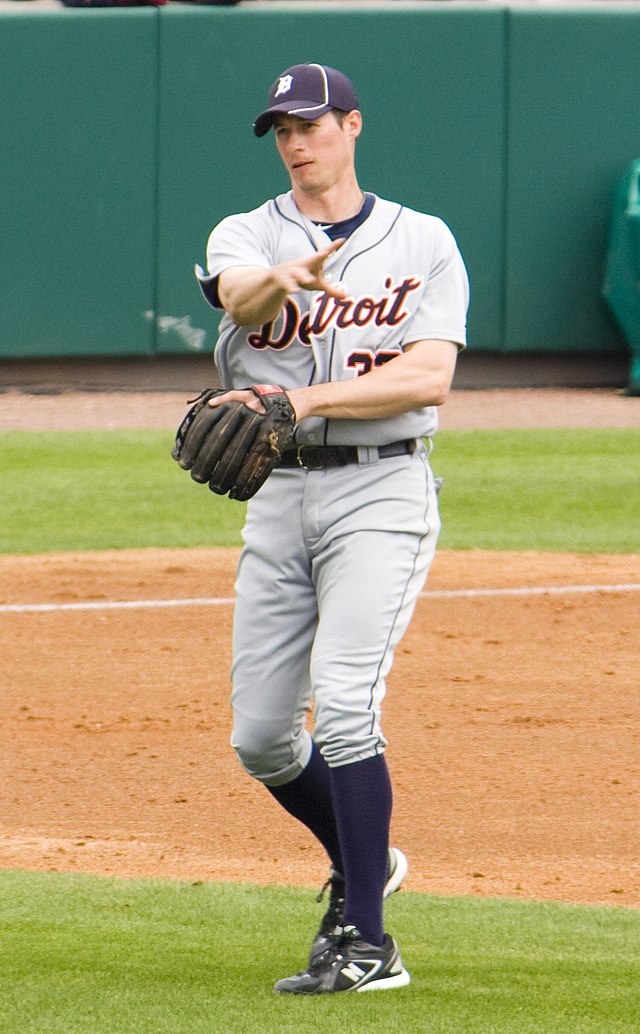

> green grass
[1,428,639,554]
[0,870,638,1034]
[0,430,246,554]
[433,429,640,552]
[2,429,638,1031]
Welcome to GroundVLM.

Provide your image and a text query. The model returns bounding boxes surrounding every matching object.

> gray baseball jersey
[197,191,468,447]
[196,188,469,780]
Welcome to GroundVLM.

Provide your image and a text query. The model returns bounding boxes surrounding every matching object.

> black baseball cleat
[309,846,408,964]
[275,925,411,995]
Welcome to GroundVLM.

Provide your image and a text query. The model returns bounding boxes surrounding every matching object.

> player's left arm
[205,339,460,419]
[285,339,460,421]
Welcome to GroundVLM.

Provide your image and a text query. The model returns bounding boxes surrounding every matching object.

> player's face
[274,111,361,196]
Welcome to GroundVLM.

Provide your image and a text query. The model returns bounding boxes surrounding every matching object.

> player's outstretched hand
[271,238,347,300]
[216,237,347,328]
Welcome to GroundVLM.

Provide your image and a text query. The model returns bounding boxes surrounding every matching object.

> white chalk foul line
[1,584,640,615]
[424,583,640,599]
[0,597,235,614]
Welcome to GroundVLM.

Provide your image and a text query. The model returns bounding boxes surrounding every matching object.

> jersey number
[346,350,401,376]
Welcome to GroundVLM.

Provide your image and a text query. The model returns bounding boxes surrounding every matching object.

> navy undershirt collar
[313,192,375,240]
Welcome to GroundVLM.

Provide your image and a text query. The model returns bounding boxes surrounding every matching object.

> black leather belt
[278,439,417,470]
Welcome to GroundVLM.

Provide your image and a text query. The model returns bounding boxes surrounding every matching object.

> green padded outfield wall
[0,9,159,359]
[506,7,640,353]
[155,4,506,357]
[1,4,639,362]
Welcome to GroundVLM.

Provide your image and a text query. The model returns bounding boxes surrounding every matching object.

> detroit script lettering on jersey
[199,192,469,441]
[247,276,423,351]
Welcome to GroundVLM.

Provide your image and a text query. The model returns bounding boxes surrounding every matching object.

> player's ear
[344,110,363,140]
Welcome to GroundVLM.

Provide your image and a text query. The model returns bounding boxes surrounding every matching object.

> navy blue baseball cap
[253,63,359,137]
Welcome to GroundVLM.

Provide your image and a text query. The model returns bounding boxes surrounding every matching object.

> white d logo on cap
[274,75,294,98]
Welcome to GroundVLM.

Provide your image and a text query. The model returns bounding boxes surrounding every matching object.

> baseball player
[193,62,469,994]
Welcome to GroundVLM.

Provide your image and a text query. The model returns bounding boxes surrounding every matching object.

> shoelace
[316,875,332,904]
[316,873,346,932]
[308,933,347,973]
[316,872,345,904]
[309,925,365,974]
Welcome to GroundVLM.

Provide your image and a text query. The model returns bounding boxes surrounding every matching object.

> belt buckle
[296,445,324,470]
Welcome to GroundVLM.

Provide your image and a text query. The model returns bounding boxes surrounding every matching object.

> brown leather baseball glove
[172,385,296,501]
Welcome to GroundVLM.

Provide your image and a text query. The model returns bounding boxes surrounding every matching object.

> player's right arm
[217,239,346,326]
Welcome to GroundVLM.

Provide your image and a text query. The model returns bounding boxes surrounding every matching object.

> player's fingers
[273,264,317,293]
[292,270,344,298]
[284,262,347,298]
[323,237,346,256]
[308,238,345,274]
[293,266,347,299]
[316,275,348,300]
[313,237,346,260]
[287,268,317,290]
[208,390,265,413]
[304,241,347,296]
[274,248,348,297]
[208,390,241,407]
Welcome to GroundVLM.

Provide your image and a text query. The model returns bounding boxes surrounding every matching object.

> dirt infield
[2,386,639,431]
[1,388,639,908]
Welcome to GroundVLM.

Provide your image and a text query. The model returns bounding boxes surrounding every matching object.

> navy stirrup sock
[265,742,344,874]
[265,748,393,947]
[329,754,393,947]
